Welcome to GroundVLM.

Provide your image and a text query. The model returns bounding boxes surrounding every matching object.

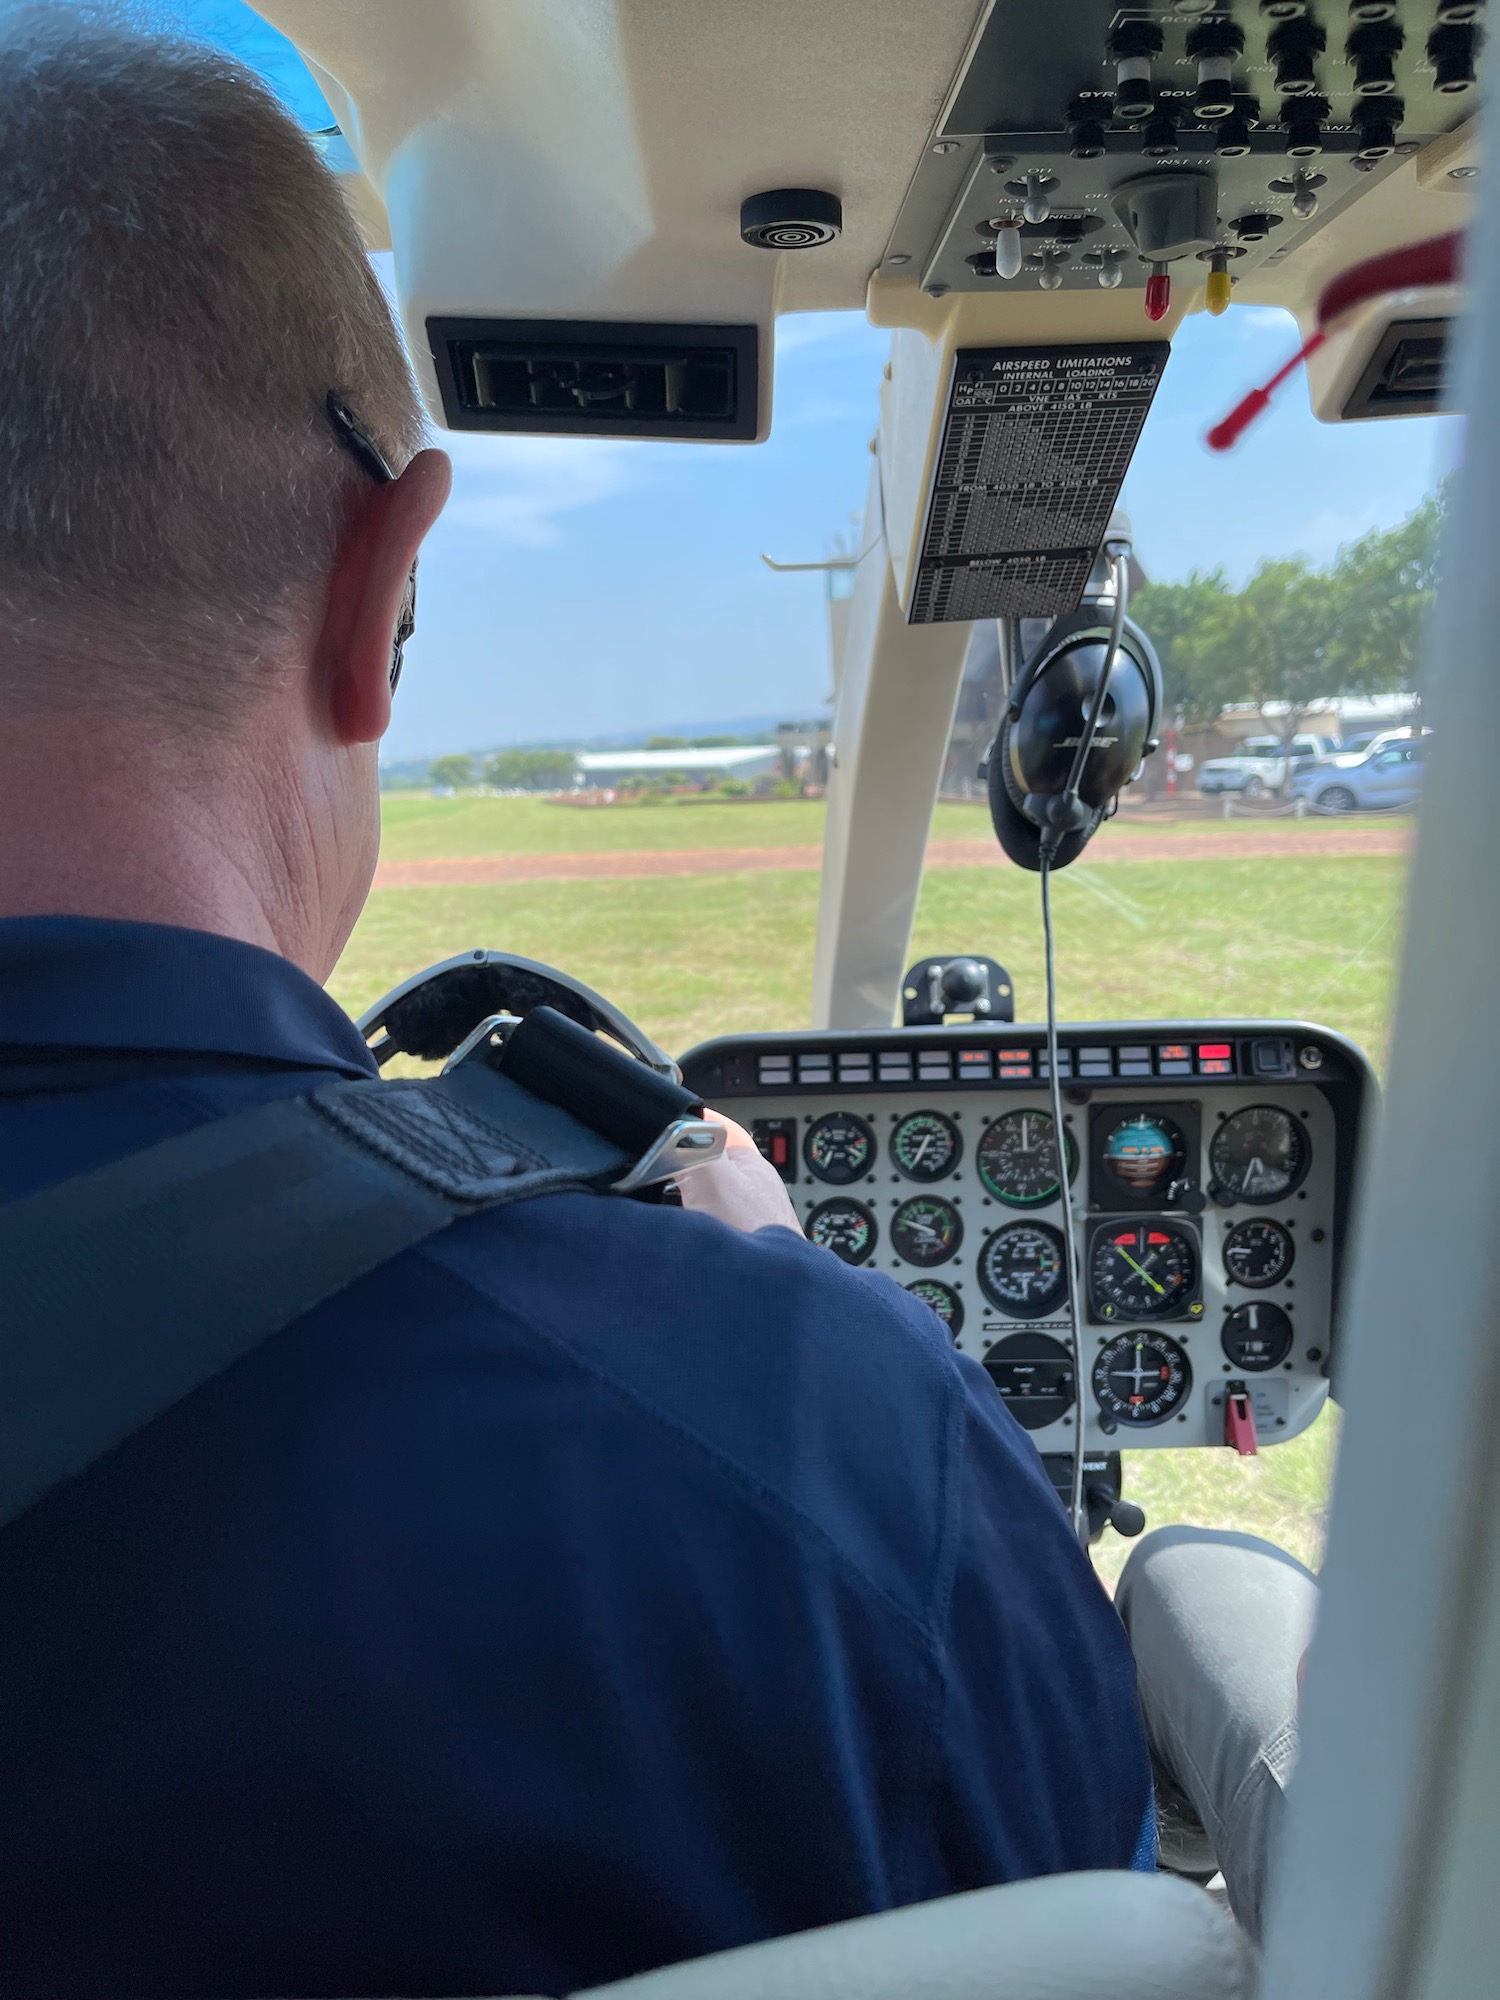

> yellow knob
[1206,265,1232,317]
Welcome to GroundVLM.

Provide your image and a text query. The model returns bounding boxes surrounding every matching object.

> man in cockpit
[0,15,1155,1994]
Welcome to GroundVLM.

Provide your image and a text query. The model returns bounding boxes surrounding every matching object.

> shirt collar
[0,917,378,1079]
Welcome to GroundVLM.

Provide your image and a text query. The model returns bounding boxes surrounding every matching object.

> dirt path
[372,820,1410,890]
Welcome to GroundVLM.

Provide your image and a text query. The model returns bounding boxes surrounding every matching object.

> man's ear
[319,447,452,746]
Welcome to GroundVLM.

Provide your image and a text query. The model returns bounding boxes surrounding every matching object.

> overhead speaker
[740,188,843,250]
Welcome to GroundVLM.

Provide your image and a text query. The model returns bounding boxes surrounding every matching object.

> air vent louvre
[427,317,758,440]
[1342,316,1450,420]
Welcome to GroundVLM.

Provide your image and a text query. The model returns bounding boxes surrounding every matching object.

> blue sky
[130,3,1463,759]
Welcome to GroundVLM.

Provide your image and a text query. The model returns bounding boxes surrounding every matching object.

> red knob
[1144,267,1171,321]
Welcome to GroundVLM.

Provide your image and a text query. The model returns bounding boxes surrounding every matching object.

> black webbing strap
[0,1047,637,1533]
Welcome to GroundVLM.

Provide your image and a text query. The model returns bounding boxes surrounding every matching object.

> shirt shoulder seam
[413,1240,952,1653]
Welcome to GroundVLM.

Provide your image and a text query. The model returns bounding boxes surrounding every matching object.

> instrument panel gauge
[891,1196,963,1268]
[1093,1332,1193,1427]
[976,1110,1077,1208]
[906,1279,964,1338]
[1222,1217,1295,1288]
[804,1198,877,1265]
[1089,1220,1201,1322]
[982,1333,1075,1432]
[1095,1111,1190,1204]
[1221,1301,1294,1371]
[1209,1106,1310,1205]
[977,1222,1069,1320]
[803,1111,876,1185]
[890,1110,961,1183]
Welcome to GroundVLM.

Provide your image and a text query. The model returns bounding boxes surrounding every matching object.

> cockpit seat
[484,1869,1252,2000]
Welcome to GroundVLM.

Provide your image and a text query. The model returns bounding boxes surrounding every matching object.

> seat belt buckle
[1225,1380,1258,1456]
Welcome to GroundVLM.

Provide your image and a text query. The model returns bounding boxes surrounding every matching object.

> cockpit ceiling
[255,0,984,312]
[254,1,1478,438]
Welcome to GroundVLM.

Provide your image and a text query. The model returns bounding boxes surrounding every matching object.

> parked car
[1289,733,1427,814]
[1197,733,1340,797]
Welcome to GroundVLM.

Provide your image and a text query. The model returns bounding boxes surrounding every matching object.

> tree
[429,753,475,791]
[1131,490,1446,749]
[644,735,687,750]
[1130,570,1241,723]
[1321,486,1445,696]
[484,748,575,791]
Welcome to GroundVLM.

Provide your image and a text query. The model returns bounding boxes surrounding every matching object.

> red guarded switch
[1225,1382,1258,1456]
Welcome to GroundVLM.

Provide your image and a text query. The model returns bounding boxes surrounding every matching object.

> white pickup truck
[1196,733,1340,798]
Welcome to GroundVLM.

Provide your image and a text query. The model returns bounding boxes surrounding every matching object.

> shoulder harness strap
[0,1007,719,1532]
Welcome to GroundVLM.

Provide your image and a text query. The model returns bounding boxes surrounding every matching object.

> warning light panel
[1197,1042,1234,1076]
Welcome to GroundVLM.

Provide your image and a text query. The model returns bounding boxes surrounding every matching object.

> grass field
[338,794,1409,1581]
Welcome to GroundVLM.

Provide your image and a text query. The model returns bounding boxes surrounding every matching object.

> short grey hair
[0,5,425,722]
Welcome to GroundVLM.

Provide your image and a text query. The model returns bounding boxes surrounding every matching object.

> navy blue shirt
[0,918,1153,1999]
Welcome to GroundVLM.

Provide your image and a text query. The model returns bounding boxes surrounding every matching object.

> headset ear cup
[986,713,1097,872]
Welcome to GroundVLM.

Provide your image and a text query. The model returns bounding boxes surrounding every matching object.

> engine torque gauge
[977,1222,1069,1319]
[804,1198,877,1265]
[1222,1217,1295,1288]
[803,1111,876,1185]
[1222,1301,1294,1371]
[1089,1219,1201,1321]
[976,1109,1077,1208]
[1209,1106,1310,1205]
[891,1196,963,1267]
[890,1110,961,1182]
[1093,1332,1193,1427]
[907,1279,964,1337]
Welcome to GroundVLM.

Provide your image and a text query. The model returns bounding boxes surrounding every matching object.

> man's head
[0,5,450,975]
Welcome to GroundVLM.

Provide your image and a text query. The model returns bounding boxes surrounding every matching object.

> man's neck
[0,711,366,981]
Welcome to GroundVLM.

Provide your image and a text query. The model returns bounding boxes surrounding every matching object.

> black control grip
[500,1006,702,1155]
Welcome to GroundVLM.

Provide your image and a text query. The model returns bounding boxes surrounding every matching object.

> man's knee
[1117,1524,1318,1653]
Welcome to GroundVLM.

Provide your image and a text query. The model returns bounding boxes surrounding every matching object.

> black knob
[1268,17,1326,93]
[941,959,988,1009]
[1186,17,1245,121]
[1171,1180,1209,1216]
[1142,109,1179,156]
[1109,18,1163,121]
[1347,19,1404,93]
[1109,1499,1147,1538]
[1215,106,1257,158]
[1428,23,1479,93]
[1352,96,1404,159]
[1348,3,1398,21]
[1281,95,1329,157]
[1071,116,1109,159]
[1235,210,1283,244]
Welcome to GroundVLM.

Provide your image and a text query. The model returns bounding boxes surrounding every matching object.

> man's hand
[676,1109,803,1236]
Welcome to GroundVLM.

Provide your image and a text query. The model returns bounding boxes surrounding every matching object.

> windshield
[168,0,1453,1582]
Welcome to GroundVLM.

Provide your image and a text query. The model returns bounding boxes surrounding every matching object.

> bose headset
[984,528,1163,873]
